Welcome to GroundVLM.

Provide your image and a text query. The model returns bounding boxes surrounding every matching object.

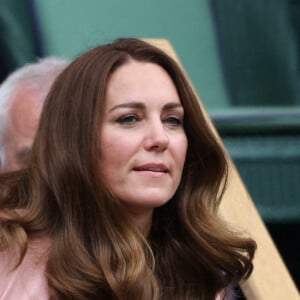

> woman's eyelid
[114,108,184,124]
[116,112,142,124]
[164,110,184,122]
[118,114,136,122]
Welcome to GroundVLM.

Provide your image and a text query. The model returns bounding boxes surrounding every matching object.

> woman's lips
[133,163,169,174]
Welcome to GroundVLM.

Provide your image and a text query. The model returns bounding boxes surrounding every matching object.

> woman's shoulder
[0,236,51,300]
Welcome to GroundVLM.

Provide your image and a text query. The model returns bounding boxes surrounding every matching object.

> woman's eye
[117,114,139,125]
[165,116,183,127]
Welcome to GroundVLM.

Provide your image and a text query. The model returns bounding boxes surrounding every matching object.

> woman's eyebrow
[109,101,183,112]
[162,103,183,110]
[109,102,146,112]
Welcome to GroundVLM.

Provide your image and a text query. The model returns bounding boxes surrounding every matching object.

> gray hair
[0,57,69,165]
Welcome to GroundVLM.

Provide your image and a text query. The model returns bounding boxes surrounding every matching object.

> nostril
[144,134,169,151]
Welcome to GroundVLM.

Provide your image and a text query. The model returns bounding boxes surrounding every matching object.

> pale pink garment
[0,237,50,299]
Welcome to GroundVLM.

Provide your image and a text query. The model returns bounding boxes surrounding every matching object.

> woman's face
[99,60,187,222]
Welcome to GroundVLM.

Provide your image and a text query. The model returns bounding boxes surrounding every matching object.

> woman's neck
[126,207,153,236]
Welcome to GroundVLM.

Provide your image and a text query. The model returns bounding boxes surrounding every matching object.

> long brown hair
[0,38,256,299]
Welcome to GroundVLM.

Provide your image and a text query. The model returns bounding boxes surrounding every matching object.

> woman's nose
[143,120,169,151]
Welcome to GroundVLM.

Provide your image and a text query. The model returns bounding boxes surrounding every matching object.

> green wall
[0,0,38,81]
[34,0,228,109]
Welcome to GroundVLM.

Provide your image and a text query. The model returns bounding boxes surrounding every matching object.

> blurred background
[1,0,299,293]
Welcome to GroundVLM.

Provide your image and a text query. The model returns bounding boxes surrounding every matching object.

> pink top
[0,238,50,299]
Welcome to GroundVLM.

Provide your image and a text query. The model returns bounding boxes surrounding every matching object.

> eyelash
[164,116,183,127]
[117,114,139,125]
[116,114,184,127]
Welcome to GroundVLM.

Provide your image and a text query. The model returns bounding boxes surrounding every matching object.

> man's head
[0,57,69,171]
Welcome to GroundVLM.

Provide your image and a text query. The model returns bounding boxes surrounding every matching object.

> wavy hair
[0,38,256,299]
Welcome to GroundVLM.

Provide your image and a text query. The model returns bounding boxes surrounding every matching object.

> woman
[0,38,256,299]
